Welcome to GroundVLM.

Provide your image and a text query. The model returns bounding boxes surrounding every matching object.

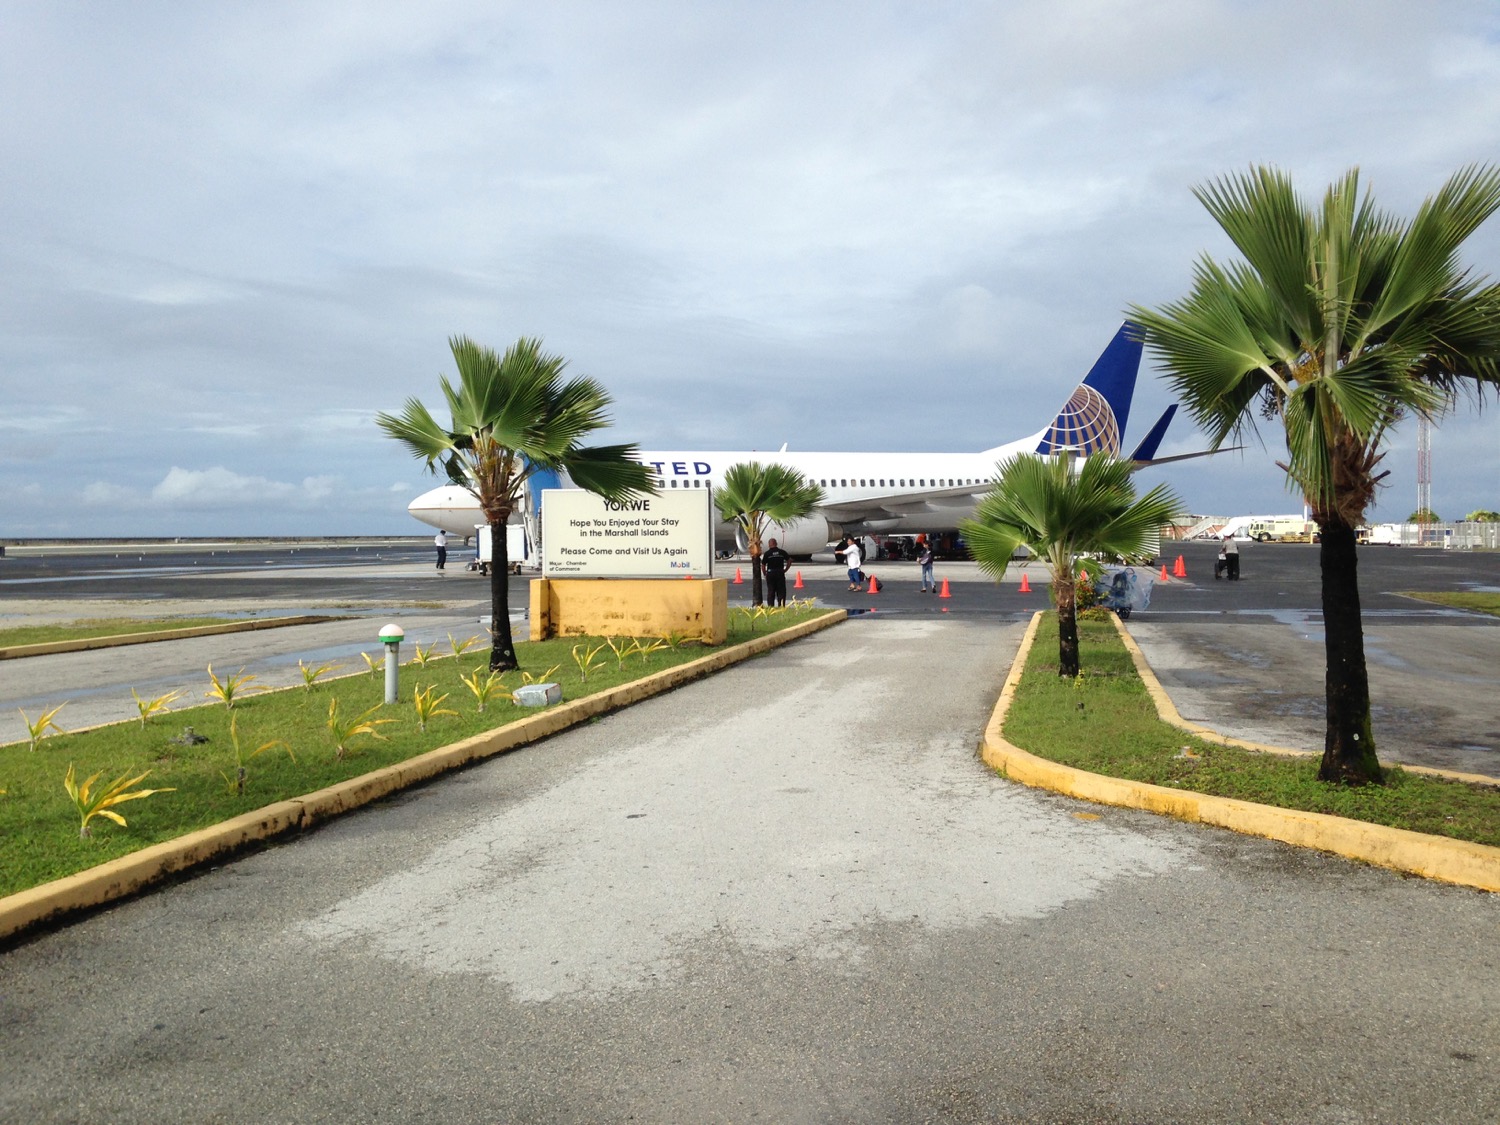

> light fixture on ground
[378,623,404,703]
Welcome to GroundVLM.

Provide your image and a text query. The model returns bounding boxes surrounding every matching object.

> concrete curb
[0,610,846,943]
[980,611,1500,894]
[0,616,343,660]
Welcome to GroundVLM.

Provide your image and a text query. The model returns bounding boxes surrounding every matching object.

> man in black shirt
[762,537,793,606]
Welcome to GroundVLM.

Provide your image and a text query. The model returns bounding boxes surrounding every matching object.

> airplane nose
[407,485,463,531]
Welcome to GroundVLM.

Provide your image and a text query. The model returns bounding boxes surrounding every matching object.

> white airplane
[405,323,1185,555]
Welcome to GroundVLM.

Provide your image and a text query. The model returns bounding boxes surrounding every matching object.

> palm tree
[1130,165,1500,784]
[960,453,1183,677]
[378,336,654,671]
[713,462,825,606]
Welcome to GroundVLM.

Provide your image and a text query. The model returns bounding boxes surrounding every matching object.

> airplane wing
[817,481,993,523]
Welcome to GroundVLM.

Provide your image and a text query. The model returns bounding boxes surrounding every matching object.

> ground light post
[379,623,403,703]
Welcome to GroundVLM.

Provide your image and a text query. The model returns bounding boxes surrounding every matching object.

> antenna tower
[1416,415,1432,518]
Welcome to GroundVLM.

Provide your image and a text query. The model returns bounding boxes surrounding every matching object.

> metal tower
[1416,414,1433,518]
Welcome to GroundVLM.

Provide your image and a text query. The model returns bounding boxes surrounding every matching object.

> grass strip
[1398,591,1500,618]
[0,603,834,897]
[0,617,245,648]
[1002,612,1500,848]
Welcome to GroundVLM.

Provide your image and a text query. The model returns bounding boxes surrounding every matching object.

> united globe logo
[1035,384,1120,456]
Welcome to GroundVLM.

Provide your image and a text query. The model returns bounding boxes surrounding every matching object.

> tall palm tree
[1130,165,1500,784]
[378,336,654,671]
[713,462,825,606]
[961,453,1182,677]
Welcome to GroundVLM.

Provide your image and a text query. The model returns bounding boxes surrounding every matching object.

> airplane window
[670,480,678,488]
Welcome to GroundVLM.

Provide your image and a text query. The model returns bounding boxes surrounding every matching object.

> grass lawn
[1,603,835,898]
[0,616,249,648]
[1399,590,1500,618]
[1002,613,1500,848]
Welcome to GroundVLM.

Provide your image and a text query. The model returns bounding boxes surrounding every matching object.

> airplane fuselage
[402,323,1167,555]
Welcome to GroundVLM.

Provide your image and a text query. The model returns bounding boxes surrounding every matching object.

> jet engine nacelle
[735,515,837,558]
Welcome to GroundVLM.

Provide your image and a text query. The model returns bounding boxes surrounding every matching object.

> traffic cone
[1019,572,1031,593]
[868,575,880,594]
[938,577,951,598]
[733,567,743,584]
[793,570,804,589]
[1160,563,1170,581]
[1174,555,1186,578]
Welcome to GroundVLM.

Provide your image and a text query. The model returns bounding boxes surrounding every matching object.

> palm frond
[375,398,456,468]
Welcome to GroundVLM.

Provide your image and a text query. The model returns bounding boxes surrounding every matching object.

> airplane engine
[735,515,836,558]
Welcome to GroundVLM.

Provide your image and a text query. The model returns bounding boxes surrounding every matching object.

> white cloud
[149,466,344,511]
[81,481,143,508]
[0,0,1497,535]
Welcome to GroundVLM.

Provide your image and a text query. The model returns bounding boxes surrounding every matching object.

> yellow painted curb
[0,615,342,660]
[0,610,846,942]
[981,611,1500,894]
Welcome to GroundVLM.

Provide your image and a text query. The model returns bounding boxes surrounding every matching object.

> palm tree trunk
[751,551,764,606]
[488,518,518,671]
[1316,521,1381,784]
[1056,570,1080,678]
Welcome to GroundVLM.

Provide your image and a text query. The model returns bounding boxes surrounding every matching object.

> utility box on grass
[513,682,562,707]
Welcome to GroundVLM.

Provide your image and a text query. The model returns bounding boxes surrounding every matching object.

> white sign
[541,489,715,578]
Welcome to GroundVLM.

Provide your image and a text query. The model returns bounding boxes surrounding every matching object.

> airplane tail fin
[1031,322,1142,458]
[1127,404,1177,464]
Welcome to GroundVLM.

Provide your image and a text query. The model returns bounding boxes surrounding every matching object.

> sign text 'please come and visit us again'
[540,489,715,578]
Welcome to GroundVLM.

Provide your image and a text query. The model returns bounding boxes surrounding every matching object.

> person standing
[434,529,448,572]
[762,537,792,606]
[838,536,863,590]
[1224,534,1240,580]
[916,535,935,592]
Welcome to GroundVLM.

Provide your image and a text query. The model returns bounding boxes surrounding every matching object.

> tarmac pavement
[1126,540,1500,777]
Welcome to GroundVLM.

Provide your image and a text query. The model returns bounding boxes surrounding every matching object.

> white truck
[1217,514,1318,543]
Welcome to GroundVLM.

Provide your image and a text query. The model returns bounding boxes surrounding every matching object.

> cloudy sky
[4,1,1499,538]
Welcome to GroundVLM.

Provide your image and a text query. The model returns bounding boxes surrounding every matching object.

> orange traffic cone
[1174,555,1186,578]
[1160,563,1170,581]
[1019,572,1032,593]
[733,567,743,584]
[938,577,951,598]
[793,570,804,589]
[868,575,880,594]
